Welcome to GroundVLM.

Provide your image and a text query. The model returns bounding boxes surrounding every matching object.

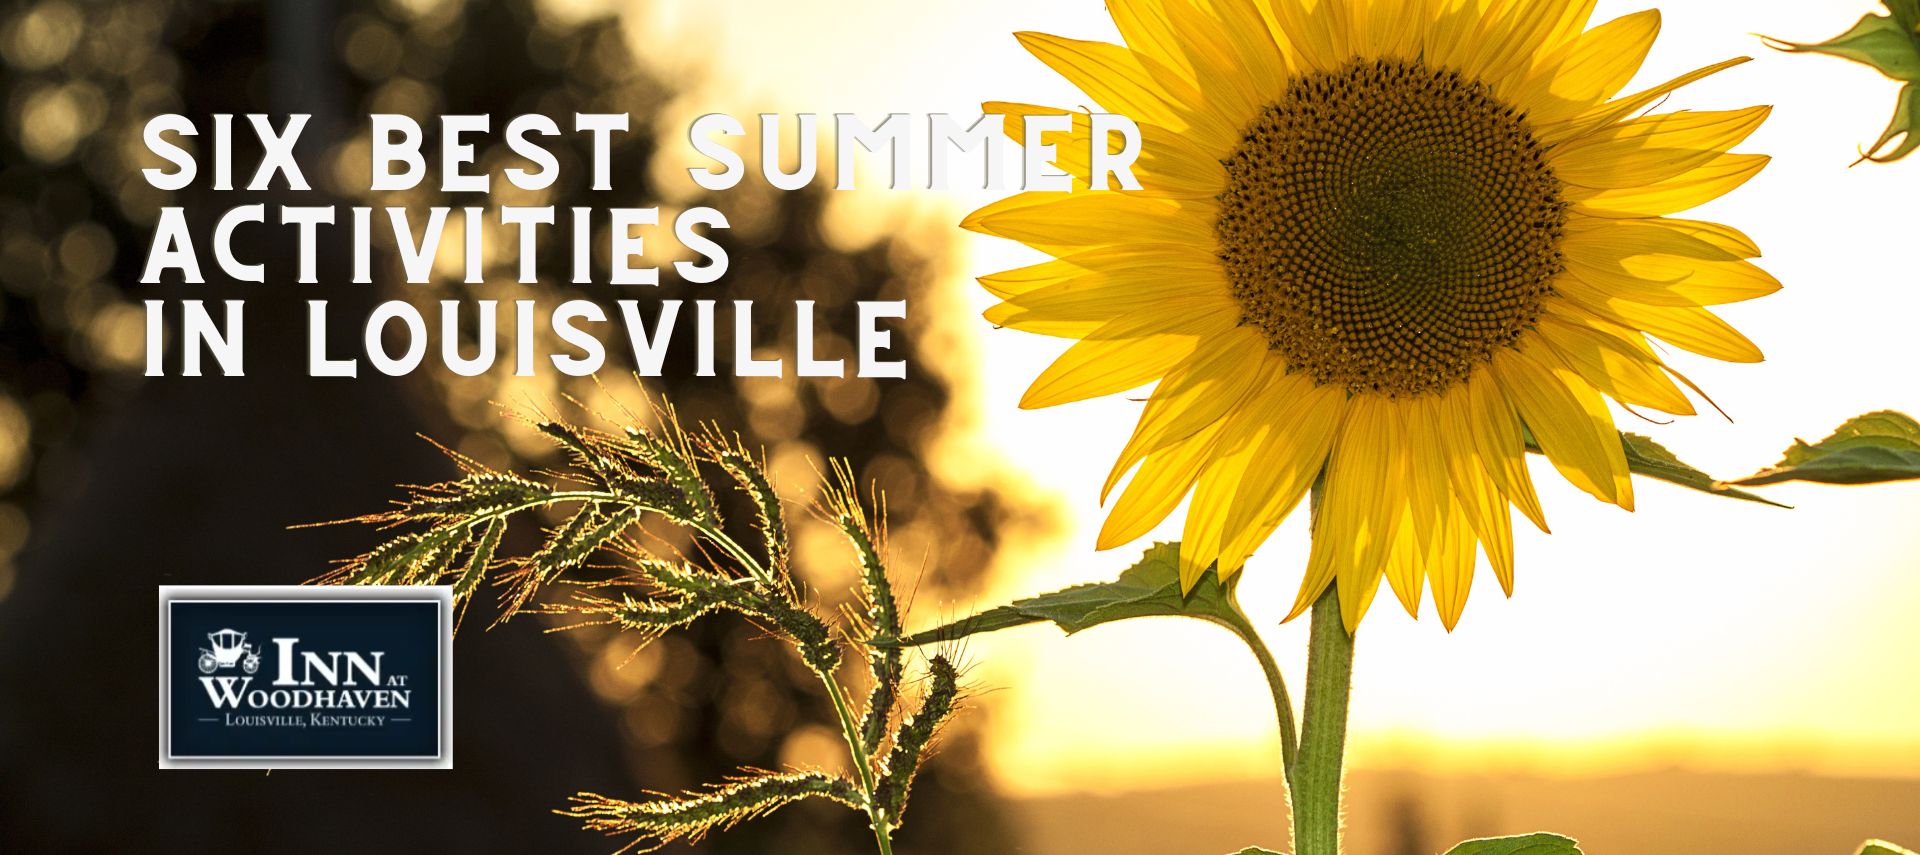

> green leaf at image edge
[1764,1,1920,161]
[1860,840,1920,855]
[1444,832,1582,855]
[889,542,1238,647]
[1230,849,1285,855]
[1864,82,1920,163]
[1765,7,1920,81]
[1730,411,1920,486]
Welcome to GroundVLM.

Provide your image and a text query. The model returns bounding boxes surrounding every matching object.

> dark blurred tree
[0,0,1022,852]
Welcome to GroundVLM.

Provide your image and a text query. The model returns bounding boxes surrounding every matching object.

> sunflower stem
[1290,585,1354,855]
[1219,586,1298,785]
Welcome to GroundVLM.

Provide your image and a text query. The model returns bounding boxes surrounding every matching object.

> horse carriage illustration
[196,628,261,675]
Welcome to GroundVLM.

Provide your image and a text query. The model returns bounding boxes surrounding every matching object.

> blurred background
[0,0,1916,853]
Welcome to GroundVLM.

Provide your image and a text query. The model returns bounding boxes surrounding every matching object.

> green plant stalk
[526,485,897,855]
[1290,585,1354,855]
[823,676,895,855]
[1216,592,1299,784]
[643,495,897,854]
[700,521,896,855]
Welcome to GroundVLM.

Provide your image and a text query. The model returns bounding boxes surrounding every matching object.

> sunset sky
[616,0,1920,795]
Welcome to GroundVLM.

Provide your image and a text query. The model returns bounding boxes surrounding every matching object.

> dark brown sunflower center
[1215,57,1567,398]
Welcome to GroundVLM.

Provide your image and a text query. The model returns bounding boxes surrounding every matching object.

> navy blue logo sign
[158,586,452,769]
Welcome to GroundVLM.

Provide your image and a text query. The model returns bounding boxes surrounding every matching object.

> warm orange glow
[634,0,1920,797]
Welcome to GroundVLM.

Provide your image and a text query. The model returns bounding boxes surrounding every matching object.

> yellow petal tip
[1177,564,1205,595]
[1093,525,1130,552]
[1284,582,1324,623]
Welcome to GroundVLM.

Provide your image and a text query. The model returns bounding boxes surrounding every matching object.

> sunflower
[964,0,1775,630]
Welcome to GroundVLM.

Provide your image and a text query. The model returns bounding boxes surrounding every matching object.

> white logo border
[157,585,454,770]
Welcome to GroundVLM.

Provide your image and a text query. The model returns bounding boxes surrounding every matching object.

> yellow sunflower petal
[1440,410,1517,596]
[1564,216,1752,261]
[1216,372,1347,570]
[1427,500,1479,631]
[1108,0,1191,76]
[988,264,1227,328]
[1455,368,1549,532]
[1015,32,1196,131]
[1199,0,1289,95]
[1537,0,1601,58]
[1401,396,1451,557]
[977,243,1217,300]
[1645,217,1762,258]
[1537,312,1695,416]
[962,192,1213,250]
[1630,257,1781,306]
[1470,0,1579,92]
[978,263,1064,301]
[1104,329,1274,498]
[1293,395,1405,628]
[1179,402,1279,588]
[1384,396,1455,617]
[1544,57,1752,147]
[986,102,1228,198]
[975,0,1773,632]
[1261,0,1343,71]
[1552,107,1772,190]
[1570,152,1770,218]
[991,292,1236,338]
[1509,10,1658,124]
[1593,300,1764,363]
[1360,0,1427,59]
[1153,0,1266,125]
[1557,264,1696,308]
[1382,503,1428,618]
[1419,0,1491,72]
[1493,345,1634,511]
[1019,308,1237,409]
[1098,418,1228,549]
[983,104,1099,193]
[1563,250,1781,307]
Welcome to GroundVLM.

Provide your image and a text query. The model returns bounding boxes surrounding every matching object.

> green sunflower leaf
[1865,83,1920,163]
[1229,849,1285,855]
[1765,1,1920,161]
[887,542,1239,646]
[1618,432,1788,507]
[1443,832,1582,855]
[1859,840,1920,855]
[1521,430,1785,507]
[1767,7,1920,81]
[1729,411,1920,486]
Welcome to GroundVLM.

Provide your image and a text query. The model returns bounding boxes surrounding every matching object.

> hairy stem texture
[1291,585,1354,855]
